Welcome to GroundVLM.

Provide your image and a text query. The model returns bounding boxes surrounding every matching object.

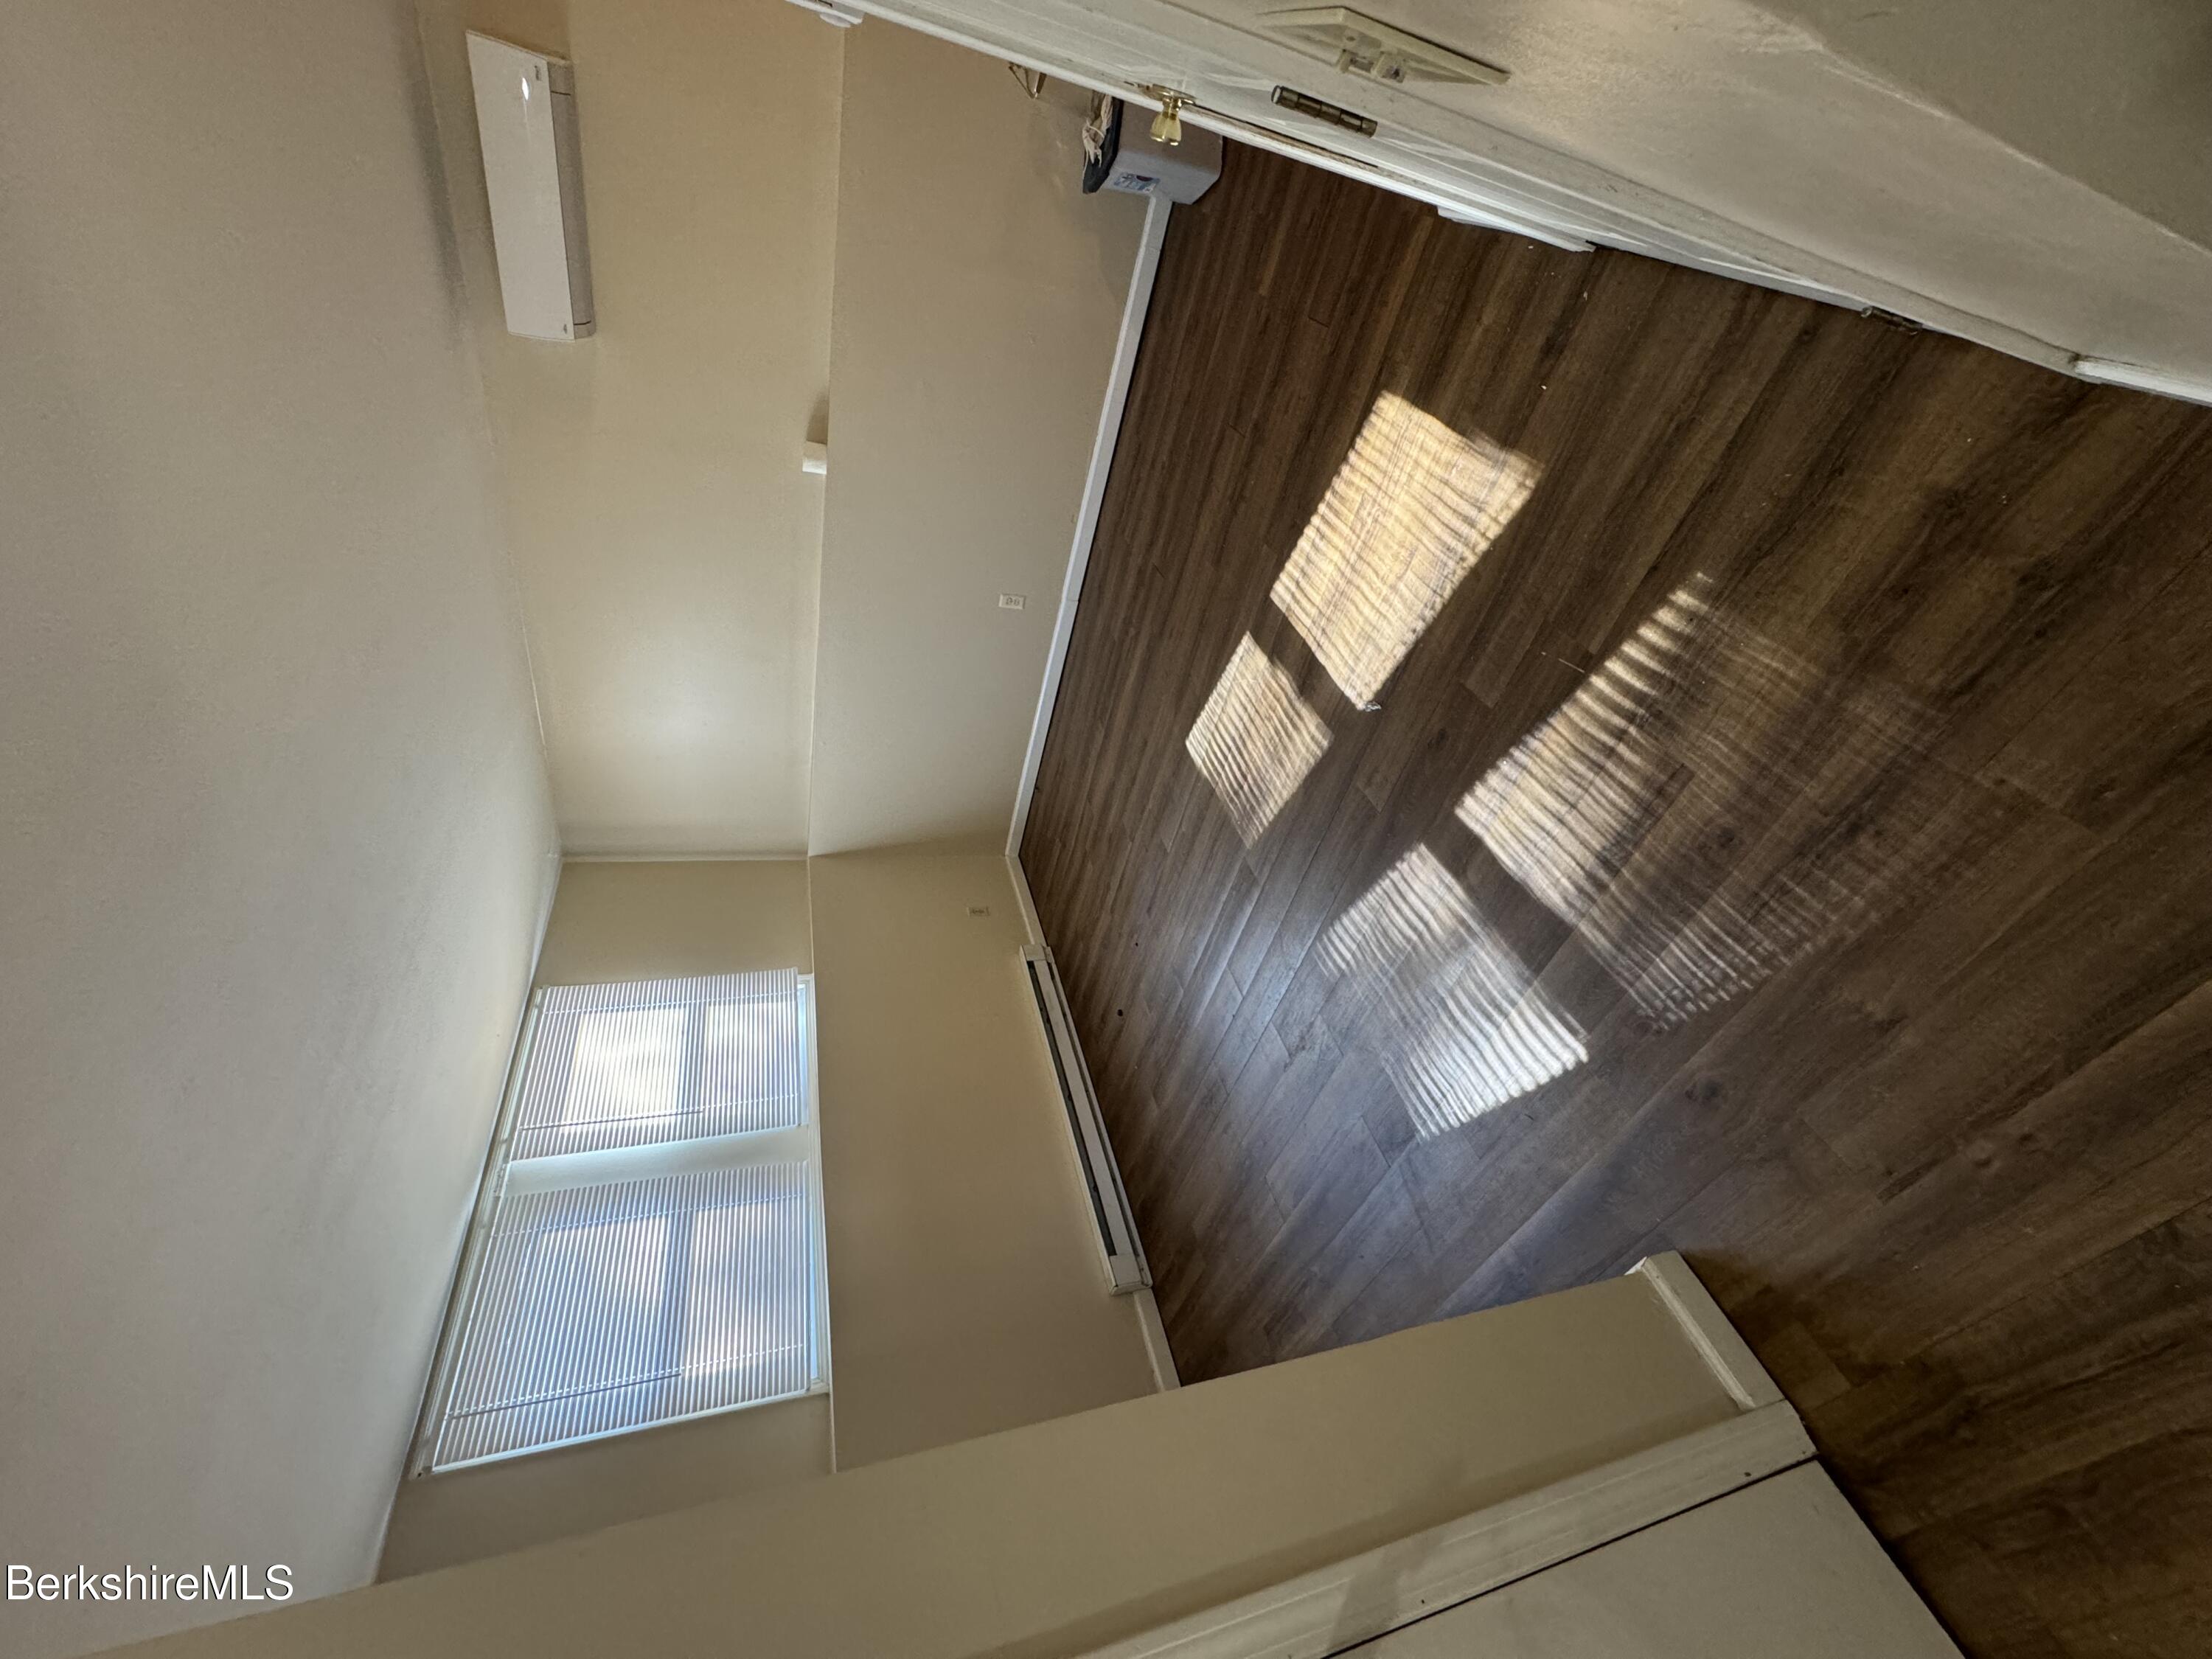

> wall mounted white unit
[466,32,595,341]
[1023,947,1150,1292]
[1101,114,1222,203]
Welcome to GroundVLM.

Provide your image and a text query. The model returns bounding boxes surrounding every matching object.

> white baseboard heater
[1023,946,1151,1293]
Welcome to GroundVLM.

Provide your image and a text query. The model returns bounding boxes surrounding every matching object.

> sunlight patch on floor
[1318,844,1585,1137]
[1457,576,2003,1026]
[1186,633,1333,844]
[1273,392,1538,709]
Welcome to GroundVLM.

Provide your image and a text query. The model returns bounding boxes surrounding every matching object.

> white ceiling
[422,0,844,856]
[1766,0,2212,251]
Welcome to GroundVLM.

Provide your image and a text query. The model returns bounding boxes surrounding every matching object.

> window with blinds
[413,971,828,1472]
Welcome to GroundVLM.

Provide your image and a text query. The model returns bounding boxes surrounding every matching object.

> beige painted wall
[383,850,1161,1569]
[378,859,830,1578]
[532,857,815,984]
[807,27,1147,855]
[0,4,558,1656]
[414,0,843,855]
[97,1274,1739,1659]
[810,852,1158,1467]
[379,1396,830,1579]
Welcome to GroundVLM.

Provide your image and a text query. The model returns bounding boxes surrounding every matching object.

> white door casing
[840,0,2212,391]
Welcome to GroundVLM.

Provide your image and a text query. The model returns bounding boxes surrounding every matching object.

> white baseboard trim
[559,849,809,862]
[1006,852,1047,948]
[1007,190,1174,860]
[1082,1400,1813,1659]
[1010,851,1174,1376]
[1133,1284,1182,1391]
[1632,1251,1783,1411]
[2072,355,2212,408]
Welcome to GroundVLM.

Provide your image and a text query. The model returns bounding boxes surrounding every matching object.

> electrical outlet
[998,593,1026,611]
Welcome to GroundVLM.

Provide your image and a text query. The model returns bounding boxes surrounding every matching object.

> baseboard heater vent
[1023,946,1151,1293]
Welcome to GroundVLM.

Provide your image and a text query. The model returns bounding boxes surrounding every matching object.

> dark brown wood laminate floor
[1022,144,2212,1658]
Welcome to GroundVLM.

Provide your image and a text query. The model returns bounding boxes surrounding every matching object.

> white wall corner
[1133,1284,1183,1391]
[1082,1403,1812,1659]
[1631,1251,1785,1412]
[1006,851,1048,947]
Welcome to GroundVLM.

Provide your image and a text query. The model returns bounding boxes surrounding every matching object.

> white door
[1351,1466,1958,1658]
[845,0,1871,304]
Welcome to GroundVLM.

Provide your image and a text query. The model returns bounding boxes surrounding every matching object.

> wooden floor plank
[1020,143,2212,1659]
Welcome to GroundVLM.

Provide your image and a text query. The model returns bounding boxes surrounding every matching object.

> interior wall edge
[1007,852,1048,948]
[1630,1253,1787,1413]
[1008,191,1176,858]
[1132,1287,1183,1391]
[372,833,565,1574]
[560,849,814,862]
[1082,1400,1815,1659]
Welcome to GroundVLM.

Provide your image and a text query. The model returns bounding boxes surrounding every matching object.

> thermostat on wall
[466,32,596,341]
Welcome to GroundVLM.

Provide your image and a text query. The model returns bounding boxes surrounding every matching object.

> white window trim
[408,973,831,1476]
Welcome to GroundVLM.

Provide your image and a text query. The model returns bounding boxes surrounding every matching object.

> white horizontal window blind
[416,971,827,1472]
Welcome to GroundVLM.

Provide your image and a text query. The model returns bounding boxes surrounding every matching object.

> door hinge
[1271,84,1378,136]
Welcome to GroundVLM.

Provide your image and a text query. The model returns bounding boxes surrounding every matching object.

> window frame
[408,973,831,1476]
